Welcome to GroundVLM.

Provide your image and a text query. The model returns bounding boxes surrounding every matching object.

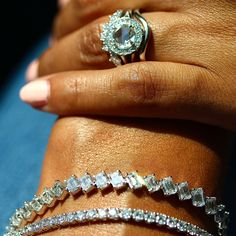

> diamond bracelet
[7,170,229,236]
[7,207,213,236]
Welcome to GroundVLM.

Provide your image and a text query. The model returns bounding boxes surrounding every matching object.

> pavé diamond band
[9,208,212,236]
[100,10,150,66]
[6,170,229,236]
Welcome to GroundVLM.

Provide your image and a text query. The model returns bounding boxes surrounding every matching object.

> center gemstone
[113,24,135,45]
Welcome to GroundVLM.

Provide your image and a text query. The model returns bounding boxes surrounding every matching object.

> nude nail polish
[26,60,39,81]
[19,80,50,107]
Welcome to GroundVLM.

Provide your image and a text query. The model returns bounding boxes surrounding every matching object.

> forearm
[38,117,232,236]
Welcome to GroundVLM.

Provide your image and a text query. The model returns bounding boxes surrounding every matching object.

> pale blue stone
[114,25,135,44]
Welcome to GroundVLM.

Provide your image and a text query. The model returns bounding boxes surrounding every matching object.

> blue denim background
[0,38,235,235]
[0,37,56,234]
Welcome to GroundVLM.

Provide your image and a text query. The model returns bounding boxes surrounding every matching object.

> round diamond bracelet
[6,208,213,236]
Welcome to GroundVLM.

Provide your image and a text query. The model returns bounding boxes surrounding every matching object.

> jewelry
[6,170,229,236]
[7,208,212,236]
[100,10,150,66]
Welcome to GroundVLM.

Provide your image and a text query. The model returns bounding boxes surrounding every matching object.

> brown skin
[20,1,235,235]
[22,0,236,130]
[37,117,232,235]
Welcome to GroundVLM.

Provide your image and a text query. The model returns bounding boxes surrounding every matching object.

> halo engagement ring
[100,10,151,66]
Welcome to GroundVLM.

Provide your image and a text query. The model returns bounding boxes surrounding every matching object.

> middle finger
[54,0,183,39]
[38,12,192,76]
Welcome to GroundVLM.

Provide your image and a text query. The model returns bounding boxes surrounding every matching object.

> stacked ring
[100,10,150,66]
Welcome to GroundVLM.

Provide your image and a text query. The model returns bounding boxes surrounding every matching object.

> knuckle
[63,74,85,111]
[116,64,159,105]
[77,19,109,67]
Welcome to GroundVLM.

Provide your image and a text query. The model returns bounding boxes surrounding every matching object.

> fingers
[54,0,182,40]
[38,12,189,76]
[20,62,236,130]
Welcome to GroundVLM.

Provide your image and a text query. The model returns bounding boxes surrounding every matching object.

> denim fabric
[0,37,56,234]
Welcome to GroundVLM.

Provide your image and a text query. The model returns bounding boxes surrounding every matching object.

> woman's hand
[20,0,236,130]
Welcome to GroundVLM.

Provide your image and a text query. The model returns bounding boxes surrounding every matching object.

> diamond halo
[100,10,149,66]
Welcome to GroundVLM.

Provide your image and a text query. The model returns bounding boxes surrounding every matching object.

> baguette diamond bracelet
[8,207,212,236]
[6,170,229,235]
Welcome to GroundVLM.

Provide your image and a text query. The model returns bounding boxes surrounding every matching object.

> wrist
[38,117,231,235]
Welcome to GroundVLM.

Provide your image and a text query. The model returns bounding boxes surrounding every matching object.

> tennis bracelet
[6,170,229,236]
[12,207,212,236]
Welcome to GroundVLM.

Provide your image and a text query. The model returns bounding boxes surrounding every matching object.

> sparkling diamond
[143,174,161,193]
[30,196,43,213]
[10,210,23,227]
[41,219,49,227]
[205,197,217,215]
[66,176,80,194]
[177,182,191,201]
[126,172,144,190]
[58,215,66,224]
[110,10,122,21]
[98,209,108,219]
[49,217,56,226]
[113,24,136,45]
[34,223,41,231]
[195,228,204,235]
[191,188,205,207]
[109,170,126,189]
[94,171,110,190]
[214,205,226,223]
[30,224,37,232]
[101,13,143,56]
[177,221,188,232]
[119,208,132,220]
[26,225,34,233]
[76,211,86,221]
[79,173,94,193]
[145,212,156,223]
[161,177,177,196]
[40,188,54,205]
[109,55,122,66]
[156,214,167,225]
[108,208,119,219]
[188,225,197,235]
[166,217,177,228]
[51,181,65,198]
[86,210,98,220]
[218,211,230,229]
[20,202,32,220]
[5,225,15,233]
[67,213,76,222]
[132,210,144,221]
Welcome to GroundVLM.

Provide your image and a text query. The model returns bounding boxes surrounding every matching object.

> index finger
[54,0,182,39]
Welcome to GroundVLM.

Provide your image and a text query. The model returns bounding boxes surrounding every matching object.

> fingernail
[26,60,39,81]
[19,80,50,107]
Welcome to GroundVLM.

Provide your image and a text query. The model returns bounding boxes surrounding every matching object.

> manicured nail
[26,60,39,81]
[19,80,50,107]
